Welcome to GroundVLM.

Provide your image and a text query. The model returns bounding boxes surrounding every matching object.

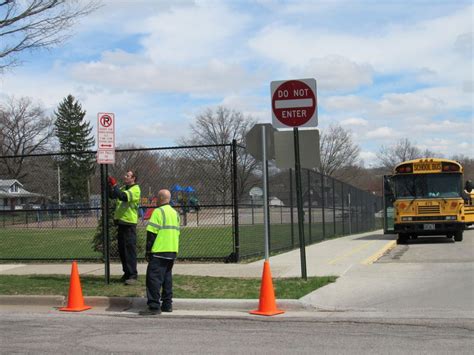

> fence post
[332,177,336,237]
[289,168,294,247]
[231,139,240,262]
[307,170,312,243]
[341,183,345,235]
[266,160,271,253]
[320,172,326,240]
[348,190,352,235]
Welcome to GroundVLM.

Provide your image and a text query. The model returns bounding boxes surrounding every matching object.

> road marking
[328,240,377,265]
[361,240,397,265]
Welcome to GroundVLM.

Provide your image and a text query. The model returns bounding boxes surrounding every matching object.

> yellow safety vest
[146,204,180,253]
[114,184,141,224]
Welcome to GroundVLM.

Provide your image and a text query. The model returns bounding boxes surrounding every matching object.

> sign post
[271,78,317,280]
[245,123,275,261]
[97,112,115,284]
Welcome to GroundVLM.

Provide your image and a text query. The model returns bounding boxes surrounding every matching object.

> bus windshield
[393,173,462,199]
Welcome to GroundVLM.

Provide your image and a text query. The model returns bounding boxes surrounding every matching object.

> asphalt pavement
[0,229,404,316]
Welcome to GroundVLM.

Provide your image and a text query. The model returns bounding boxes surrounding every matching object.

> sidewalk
[0,230,398,316]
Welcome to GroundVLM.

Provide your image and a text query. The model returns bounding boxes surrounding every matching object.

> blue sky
[1,0,472,166]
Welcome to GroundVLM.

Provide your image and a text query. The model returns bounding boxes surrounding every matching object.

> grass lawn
[0,274,337,299]
[0,220,380,260]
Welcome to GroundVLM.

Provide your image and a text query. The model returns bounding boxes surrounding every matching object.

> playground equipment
[171,184,200,213]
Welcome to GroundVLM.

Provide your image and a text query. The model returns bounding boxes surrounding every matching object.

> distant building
[269,197,284,207]
[0,179,42,210]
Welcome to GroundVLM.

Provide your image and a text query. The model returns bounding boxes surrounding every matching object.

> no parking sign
[97,112,115,164]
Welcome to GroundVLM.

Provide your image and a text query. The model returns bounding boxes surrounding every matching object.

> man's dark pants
[117,224,138,279]
[146,257,174,310]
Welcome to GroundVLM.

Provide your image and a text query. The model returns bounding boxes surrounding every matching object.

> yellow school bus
[386,158,473,243]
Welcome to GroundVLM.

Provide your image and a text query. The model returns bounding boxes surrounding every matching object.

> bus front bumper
[394,222,464,235]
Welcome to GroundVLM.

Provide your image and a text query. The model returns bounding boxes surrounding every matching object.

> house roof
[0,179,23,189]
[0,179,41,198]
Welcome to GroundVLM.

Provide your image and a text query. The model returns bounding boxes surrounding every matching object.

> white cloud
[292,55,374,92]
[359,151,378,167]
[141,3,250,65]
[365,127,395,139]
[248,5,473,84]
[323,95,372,112]
[376,92,444,118]
[340,117,369,126]
[70,58,262,96]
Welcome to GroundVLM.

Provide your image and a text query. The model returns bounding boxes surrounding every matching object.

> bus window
[393,174,462,199]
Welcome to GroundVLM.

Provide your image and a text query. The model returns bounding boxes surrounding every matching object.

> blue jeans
[146,257,174,309]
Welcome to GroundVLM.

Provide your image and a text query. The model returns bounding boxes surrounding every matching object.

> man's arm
[113,186,129,202]
[146,231,157,261]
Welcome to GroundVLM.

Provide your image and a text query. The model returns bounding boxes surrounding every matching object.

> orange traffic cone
[59,261,92,312]
[250,260,284,316]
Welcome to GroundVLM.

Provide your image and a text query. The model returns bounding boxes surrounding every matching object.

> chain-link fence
[0,143,382,262]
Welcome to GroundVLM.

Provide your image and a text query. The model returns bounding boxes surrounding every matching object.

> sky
[1,0,473,167]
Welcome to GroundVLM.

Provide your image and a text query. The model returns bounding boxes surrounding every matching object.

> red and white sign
[97,112,115,164]
[97,149,115,164]
[97,113,115,149]
[271,79,317,129]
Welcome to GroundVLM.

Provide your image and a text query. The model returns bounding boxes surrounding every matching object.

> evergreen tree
[54,95,95,203]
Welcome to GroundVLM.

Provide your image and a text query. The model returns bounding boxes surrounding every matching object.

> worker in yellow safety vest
[140,189,180,315]
[108,170,141,285]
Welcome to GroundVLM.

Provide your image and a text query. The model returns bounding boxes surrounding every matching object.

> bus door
[383,175,395,234]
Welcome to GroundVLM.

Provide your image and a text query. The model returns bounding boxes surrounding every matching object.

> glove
[107,176,117,187]
[145,252,151,262]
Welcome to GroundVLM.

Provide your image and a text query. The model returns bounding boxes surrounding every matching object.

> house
[0,179,42,210]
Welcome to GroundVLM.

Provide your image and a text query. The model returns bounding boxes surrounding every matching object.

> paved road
[1,312,472,354]
[301,229,474,315]
[1,229,473,353]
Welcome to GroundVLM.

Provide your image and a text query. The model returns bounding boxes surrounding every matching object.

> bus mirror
[465,180,473,193]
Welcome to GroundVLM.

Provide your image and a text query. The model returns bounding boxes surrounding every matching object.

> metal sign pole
[104,164,110,284]
[100,164,110,284]
[262,125,270,260]
[293,127,307,280]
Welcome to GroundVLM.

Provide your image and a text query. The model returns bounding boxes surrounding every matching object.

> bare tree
[451,154,474,179]
[0,96,54,179]
[0,0,100,71]
[180,106,259,202]
[377,138,440,171]
[319,124,360,178]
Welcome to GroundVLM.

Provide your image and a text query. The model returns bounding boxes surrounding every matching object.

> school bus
[383,158,474,244]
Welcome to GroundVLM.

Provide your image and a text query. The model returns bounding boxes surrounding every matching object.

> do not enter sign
[271,78,317,128]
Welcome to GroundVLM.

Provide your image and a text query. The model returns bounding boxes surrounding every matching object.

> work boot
[139,307,161,316]
[161,305,172,313]
[124,278,137,285]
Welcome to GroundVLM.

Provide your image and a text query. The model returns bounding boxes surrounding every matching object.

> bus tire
[397,233,408,244]
[454,231,463,242]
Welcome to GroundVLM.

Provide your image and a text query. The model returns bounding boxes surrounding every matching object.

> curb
[0,295,309,312]
[361,240,397,265]
[0,295,65,306]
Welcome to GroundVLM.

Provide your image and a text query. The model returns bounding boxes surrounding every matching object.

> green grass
[0,274,336,299]
[0,220,381,260]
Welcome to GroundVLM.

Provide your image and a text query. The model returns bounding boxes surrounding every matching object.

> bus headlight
[401,217,413,221]
[445,216,456,220]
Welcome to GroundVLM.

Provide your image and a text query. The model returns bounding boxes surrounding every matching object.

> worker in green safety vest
[140,189,180,315]
[108,170,141,285]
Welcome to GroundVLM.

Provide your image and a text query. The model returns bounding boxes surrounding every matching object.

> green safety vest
[114,184,141,224]
[146,204,180,253]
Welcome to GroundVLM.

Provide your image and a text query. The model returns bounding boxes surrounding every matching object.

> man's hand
[145,252,151,262]
[107,176,117,187]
